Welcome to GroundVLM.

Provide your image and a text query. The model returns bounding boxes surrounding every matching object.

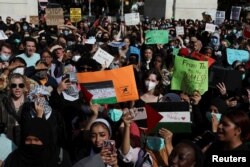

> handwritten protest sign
[226,48,250,65]
[145,30,169,44]
[46,8,64,26]
[230,6,241,21]
[171,56,208,95]
[215,11,225,25]
[77,65,139,104]
[70,8,81,22]
[125,13,140,26]
[205,23,216,33]
[93,48,114,67]
[176,26,184,36]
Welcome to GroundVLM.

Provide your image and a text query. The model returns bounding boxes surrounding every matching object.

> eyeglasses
[10,83,25,89]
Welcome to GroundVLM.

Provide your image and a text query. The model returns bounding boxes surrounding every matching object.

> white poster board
[93,48,114,67]
[125,13,140,26]
[214,11,225,25]
[205,23,216,32]
[176,26,184,36]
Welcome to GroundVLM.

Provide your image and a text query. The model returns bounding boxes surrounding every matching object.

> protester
[0,6,250,167]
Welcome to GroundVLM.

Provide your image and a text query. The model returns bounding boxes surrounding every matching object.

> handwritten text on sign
[171,56,208,95]
[46,8,64,26]
[93,48,114,67]
[159,111,191,123]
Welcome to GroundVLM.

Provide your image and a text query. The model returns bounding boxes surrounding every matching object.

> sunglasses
[10,83,25,89]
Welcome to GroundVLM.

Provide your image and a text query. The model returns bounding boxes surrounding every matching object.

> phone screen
[103,140,116,153]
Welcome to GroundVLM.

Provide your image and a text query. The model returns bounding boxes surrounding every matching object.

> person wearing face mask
[139,69,163,104]
[204,97,228,133]
[28,60,58,89]
[0,43,12,74]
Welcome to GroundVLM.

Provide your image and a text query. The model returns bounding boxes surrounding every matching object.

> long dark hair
[223,110,250,142]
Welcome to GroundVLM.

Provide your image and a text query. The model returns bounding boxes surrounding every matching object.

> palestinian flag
[148,102,192,133]
[77,65,139,104]
[82,80,117,104]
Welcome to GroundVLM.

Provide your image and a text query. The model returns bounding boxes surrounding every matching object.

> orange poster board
[77,65,139,103]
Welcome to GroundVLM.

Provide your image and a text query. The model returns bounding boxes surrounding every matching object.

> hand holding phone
[103,140,116,154]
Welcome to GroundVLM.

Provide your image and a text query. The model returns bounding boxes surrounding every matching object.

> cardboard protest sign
[125,13,140,26]
[243,24,250,39]
[176,26,184,36]
[70,8,81,23]
[205,23,216,33]
[46,8,64,26]
[0,30,8,40]
[226,48,249,65]
[171,56,208,95]
[77,65,139,104]
[148,102,191,133]
[214,11,225,25]
[230,6,241,21]
[191,52,215,67]
[93,47,114,67]
[209,66,242,92]
[145,30,169,44]
[29,16,39,25]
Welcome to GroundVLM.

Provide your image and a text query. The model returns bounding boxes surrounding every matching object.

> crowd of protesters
[0,12,249,167]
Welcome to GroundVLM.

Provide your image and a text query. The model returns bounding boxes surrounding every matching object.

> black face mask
[35,70,47,79]
[23,144,46,155]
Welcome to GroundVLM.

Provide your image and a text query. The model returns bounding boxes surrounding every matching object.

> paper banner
[226,48,249,65]
[145,30,169,44]
[171,56,208,95]
[77,65,139,104]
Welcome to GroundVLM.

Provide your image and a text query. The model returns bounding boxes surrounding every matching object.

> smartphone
[192,130,216,149]
[62,74,70,83]
[103,140,116,153]
[132,107,147,121]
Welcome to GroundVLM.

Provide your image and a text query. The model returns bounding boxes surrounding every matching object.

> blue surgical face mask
[0,54,10,62]
[206,112,222,122]
[146,136,165,151]
[108,109,123,122]
[211,37,218,45]
[233,29,237,34]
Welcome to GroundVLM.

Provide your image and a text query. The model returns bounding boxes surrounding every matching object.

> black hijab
[4,118,57,167]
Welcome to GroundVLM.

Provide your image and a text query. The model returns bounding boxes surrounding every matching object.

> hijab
[5,118,57,167]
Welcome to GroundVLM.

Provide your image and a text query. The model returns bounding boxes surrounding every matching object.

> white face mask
[145,81,157,91]
[0,54,10,62]
[12,67,25,75]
